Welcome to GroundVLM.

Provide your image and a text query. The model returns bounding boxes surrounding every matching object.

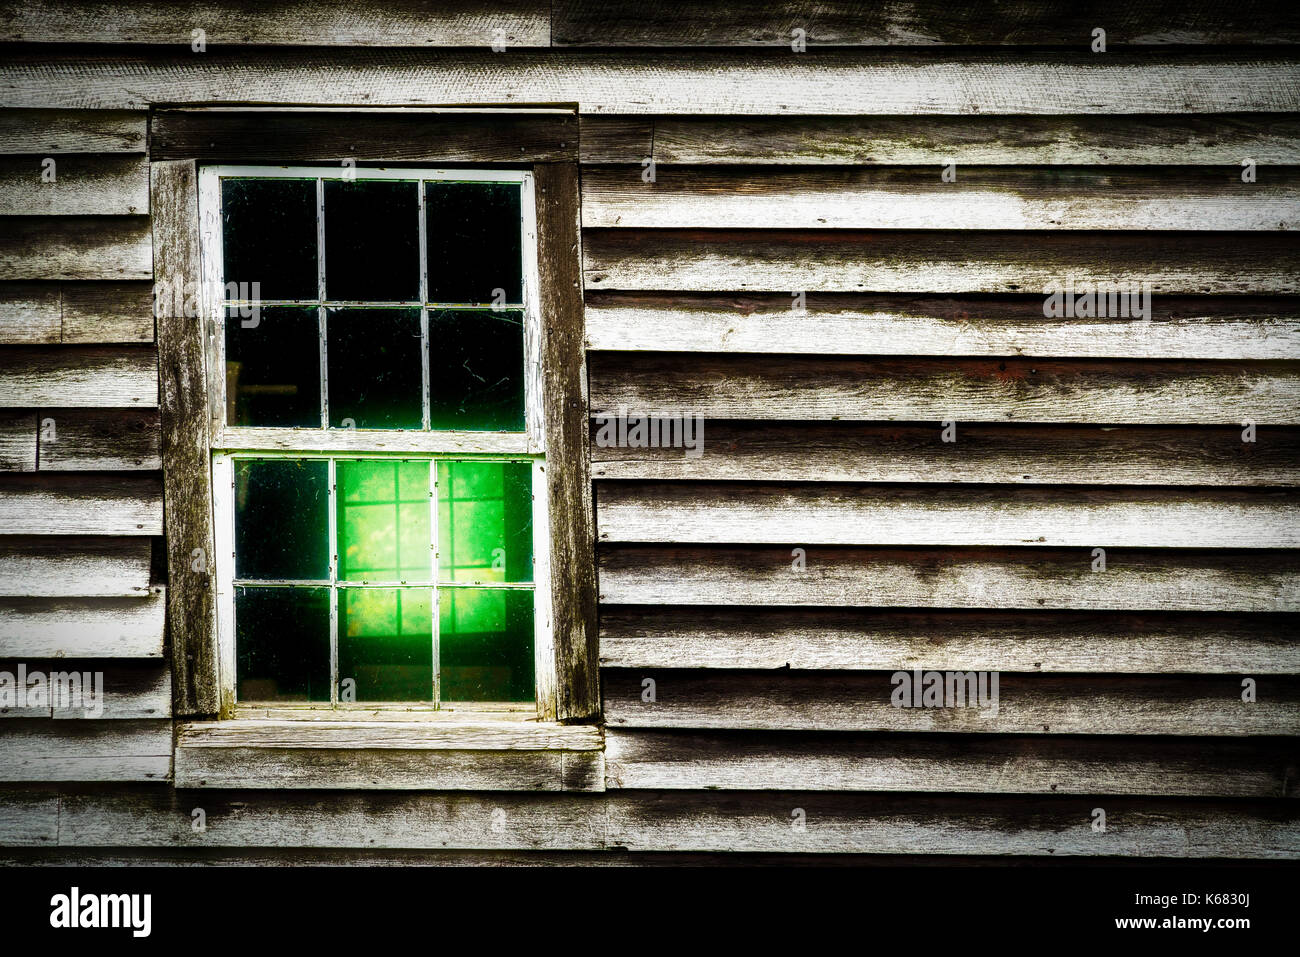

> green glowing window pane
[338,587,433,702]
[428,309,525,431]
[326,308,423,429]
[234,459,329,580]
[235,586,330,702]
[224,306,320,428]
[337,460,431,582]
[439,587,533,702]
[437,461,532,583]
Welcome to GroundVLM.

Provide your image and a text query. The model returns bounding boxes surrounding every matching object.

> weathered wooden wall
[0,1,1297,862]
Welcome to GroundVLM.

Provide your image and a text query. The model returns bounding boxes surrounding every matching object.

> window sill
[174,718,604,791]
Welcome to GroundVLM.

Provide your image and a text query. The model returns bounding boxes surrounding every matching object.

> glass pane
[324,179,420,302]
[437,460,533,583]
[221,178,318,301]
[337,460,431,582]
[234,459,329,580]
[338,587,433,702]
[235,586,330,702]
[224,306,320,427]
[425,182,522,304]
[326,308,423,428]
[439,587,533,703]
[428,309,525,431]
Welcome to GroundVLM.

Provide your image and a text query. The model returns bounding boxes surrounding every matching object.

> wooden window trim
[152,110,599,761]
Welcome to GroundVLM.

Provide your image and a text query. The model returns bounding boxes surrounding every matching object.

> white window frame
[198,165,554,720]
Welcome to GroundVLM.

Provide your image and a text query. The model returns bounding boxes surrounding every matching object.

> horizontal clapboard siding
[0,155,148,216]
[598,607,1300,673]
[0,475,162,535]
[0,594,165,658]
[0,217,151,280]
[0,538,153,597]
[0,662,170,719]
[0,347,158,407]
[0,723,171,782]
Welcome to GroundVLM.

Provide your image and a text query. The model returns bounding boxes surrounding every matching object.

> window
[199,166,553,717]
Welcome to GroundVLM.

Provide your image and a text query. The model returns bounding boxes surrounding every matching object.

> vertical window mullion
[430,458,440,708]
[419,179,431,432]
[317,177,329,430]
[328,456,339,707]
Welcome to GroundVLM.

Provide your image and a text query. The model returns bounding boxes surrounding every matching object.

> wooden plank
[605,793,1300,857]
[0,282,157,345]
[589,354,1300,425]
[0,0,551,45]
[152,109,577,163]
[2,51,1297,115]
[49,663,170,719]
[0,788,59,845]
[605,731,1298,796]
[0,155,148,216]
[0,346,157,407]
[38,408,160,470]
[535,163,600,722]
[53,789,608,850]
[178,719,603,751]
[0,594,165,658]
[553,1,1300,46]
[584,230,1300,294]
[591,421,1300,486]
[598,545,1300,611]
[598,607,1300,673]
[0,216,151,280]
[153,160,218,719]
[0,537,153,597]
[0,721,170,782]
[602,671,1300,735]
[0,410,35,471]
[579,116,653,164]
[649,114,1300,165]
[583,293,1300,359]
[0,109,145,154]
[597,483,1300,549]
[583,166,1300,231]
[0,474,162,535]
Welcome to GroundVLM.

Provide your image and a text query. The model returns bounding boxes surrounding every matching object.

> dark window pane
[324,180,420,302]
[221,178,317,301]
[234,459,329,580]
[439,587,533,703]
[438,461,532,583]
[224,306,320,427]
[235,586,330,702]
[337,460,431,582]
[339,587,433,702]
[326,308,423,429]
[425,182,522,304]
[428,309,524,431]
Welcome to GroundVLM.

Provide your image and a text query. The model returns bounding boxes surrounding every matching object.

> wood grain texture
[596,483,1300,549]
[0,155,148,216]
[0,109,145,154]
[0,594,165,658]
[582,166,1300,230]
[602,671,1300,735]
[535,163,600,722]
[0,538,153,598]
[584,229,1300,294]
[647,114,1300,165]
[0,721,170,782]
[589,353,1300,425]
[605,793,1299,857]
[178,719,603,751]
[0,661,170,719]
[0,474,161,535]
[579,116,653,163]
[0,283,156,345]
[0,0,550,45]
[604,730,1299,796]
[552,1,1300,46]
[583,293,1300,359]
[152,160,219,718]
[0,410,35,470]
[598,606,1300,673]
[598,545,1300,611]
[0,346,157,407]
[37,408,160,470]
[590,421,1300,486]
[151,108,577,163]
[0,217,151,280]
[2,50,1297,114]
